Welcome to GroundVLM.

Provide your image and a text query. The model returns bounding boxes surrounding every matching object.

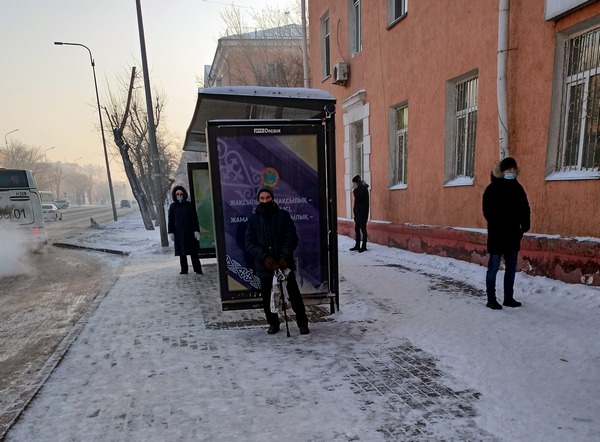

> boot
[486,299,503,310]
[358,242,367,253]
[267,324,280,334]
[349,243,360,251]
[503,298,522,307]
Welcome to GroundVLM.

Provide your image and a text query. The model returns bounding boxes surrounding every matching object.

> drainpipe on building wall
[497,0,510,159]
[301,0,309,88]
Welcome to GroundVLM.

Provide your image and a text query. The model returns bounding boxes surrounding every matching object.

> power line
[201,0,254,9]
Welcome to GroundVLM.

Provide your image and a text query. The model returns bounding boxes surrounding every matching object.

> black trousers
[354,219,367,245]
[179,254,202,273]
[260,271,308,327]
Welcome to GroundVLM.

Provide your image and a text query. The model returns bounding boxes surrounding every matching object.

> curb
[52,242,130,256]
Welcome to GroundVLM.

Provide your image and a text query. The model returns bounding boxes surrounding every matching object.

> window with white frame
[390,104,408,186]
[558,27,600,172]
[448,76,478,181]
[349,0,362,55]
[321,13,331,78]
[388,0,408,25]
[352,122,364,179]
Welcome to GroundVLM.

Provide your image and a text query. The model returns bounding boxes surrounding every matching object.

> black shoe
[267,324,280,335]
[298,325,310,335]
[195,269,203,274]
[503,299,522,308]
[349,245,360,251]
[180,271,188,275]
[358,247,367,253]
[486,300,503,310]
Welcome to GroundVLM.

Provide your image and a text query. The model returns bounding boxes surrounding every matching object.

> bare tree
[218,3,305,87]
[103,66,179,230]
[49,164,67,200]
[0,141,44,170]
[66,171,91,206]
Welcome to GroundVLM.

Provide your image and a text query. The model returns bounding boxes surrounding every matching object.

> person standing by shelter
[350,175,370,252]
[245,185,310,335]
[168,185,203,275]
[482,157,530,310]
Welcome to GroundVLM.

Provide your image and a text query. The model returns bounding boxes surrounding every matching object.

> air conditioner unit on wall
[333,62,349,85]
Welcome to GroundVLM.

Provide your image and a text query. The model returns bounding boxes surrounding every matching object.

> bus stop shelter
[182,86,339,312]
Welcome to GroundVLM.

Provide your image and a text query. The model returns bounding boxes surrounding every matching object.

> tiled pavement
[4,251,497,441]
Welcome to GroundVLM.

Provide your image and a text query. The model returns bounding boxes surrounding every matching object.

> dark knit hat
[256,185,274,200]
[499,157,518,172]
[352,175,361,183]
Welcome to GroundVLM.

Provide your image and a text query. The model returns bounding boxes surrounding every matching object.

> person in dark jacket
[482,157,530,310]
[245,185,309,335]
[350,174,370,252]
[168,185,202,275]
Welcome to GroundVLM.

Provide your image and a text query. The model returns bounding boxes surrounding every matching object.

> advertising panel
[188,162,216,257]
[207,120,329,309]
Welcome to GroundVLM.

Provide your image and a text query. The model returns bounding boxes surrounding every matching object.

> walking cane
[276,269,291,337]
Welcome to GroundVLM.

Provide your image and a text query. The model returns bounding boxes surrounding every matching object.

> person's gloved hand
[169,233,175,241]
[264,256,279,272]
[278,257,288,269]
[194,231,200,241]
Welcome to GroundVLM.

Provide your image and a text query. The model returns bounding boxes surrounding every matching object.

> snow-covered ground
[5,212,600,441]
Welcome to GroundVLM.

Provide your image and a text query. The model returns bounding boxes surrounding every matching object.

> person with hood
[168,185,202,275]
[245,185,310,335]
[482,157,530,310]
[350,174,370,252]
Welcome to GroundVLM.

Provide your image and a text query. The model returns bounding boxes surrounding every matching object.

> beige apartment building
[308,0,600,285]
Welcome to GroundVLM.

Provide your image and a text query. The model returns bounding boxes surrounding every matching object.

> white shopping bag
[269,269,291,313]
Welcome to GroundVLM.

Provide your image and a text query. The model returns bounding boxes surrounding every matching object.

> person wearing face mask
[482,157,531,310]
[245,185,309,335]
[168,185,202,275]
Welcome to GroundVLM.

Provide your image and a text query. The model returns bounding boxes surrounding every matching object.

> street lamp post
[44,146,55,162]
[54,41,117,221]
[135,0,168,246]
[4,128,19,147]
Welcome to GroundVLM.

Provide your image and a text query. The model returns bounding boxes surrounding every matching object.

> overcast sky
[0,0,294,176]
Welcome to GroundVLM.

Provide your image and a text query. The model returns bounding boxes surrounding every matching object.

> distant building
[205,24,305,88]
[308,0,600,285]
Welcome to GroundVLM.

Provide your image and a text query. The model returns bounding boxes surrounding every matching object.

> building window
[267,62,285,87]
[558,27,600,173]
[388,0,408,26]
[445,74,478,184]
[321,13,331,78]
[390,104,408,187]
[349,0,362,55]
[351,121,364,179]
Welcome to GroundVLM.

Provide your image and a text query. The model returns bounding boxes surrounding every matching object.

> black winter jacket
[353,181,370,223]
[168,200,200,256]
[245,204,298,278]
[482,170,530,255]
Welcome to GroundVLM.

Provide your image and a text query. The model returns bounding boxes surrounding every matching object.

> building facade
[308,0,600,285]
[205,24,305,88]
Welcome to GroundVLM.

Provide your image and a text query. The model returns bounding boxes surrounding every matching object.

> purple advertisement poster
[207,121,329,307]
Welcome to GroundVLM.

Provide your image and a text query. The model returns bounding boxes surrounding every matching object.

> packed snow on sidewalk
[7,212,600,441]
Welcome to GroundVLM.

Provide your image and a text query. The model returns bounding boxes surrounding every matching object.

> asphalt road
[0,204,134,433]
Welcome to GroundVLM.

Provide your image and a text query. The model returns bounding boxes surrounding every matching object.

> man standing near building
[350,175,370,253]
[245,185,310,335]
[482,157,531,310]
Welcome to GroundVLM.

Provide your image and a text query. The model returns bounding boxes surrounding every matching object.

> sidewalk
[4,214,600,441]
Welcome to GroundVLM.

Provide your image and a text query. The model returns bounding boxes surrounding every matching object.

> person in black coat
[245,185,309,335]
[350,174,370,252]
[482,157,530,310]
[168,185,202,275]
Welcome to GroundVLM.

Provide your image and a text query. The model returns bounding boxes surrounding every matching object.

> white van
[0,168,47,248]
